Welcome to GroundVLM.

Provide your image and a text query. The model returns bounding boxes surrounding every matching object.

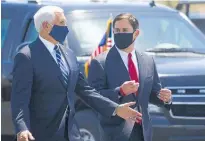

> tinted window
[136,16,205,51]
[24,12,205,56]
[72,19,108,51]
[192,19,205,35]
[24,21,38,42]
[1,19,11,47]
[69,12,205,55]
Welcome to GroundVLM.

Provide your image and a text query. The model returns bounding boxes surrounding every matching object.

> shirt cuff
[17,131,23,136]
[17,129,28,136]
[164,99,172,104]
[112,107,117,116]
[115,87,123,98]
[120,87,126,96]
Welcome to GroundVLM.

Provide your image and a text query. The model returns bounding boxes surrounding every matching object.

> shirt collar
[39,35,55,53]
[115,46,136,58]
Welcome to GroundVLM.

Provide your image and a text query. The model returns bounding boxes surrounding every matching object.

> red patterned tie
[128,53,139,95]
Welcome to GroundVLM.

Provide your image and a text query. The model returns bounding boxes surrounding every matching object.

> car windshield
[70,12,205,55]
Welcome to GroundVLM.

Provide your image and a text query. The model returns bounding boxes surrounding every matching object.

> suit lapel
[109,47,137,103]
[59,45,81,109]
[35,38,67,90]
[111,47,130,83]
[59,45,79,91]
[135,51,147,99]
[59,45,71,87]
[59,45,72,71]
[111,47,148,100]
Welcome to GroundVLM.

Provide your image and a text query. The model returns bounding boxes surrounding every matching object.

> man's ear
[42,21,52,32]
[133,29,140,39]
[42,21,48,29]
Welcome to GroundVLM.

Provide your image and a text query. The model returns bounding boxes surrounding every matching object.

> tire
[75,109,100,141]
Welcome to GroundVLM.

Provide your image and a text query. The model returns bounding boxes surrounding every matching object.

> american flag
[84,18,112,77]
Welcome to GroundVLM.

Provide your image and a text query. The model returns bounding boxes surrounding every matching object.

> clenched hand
[120,81,139,96]
[158,88,172,103]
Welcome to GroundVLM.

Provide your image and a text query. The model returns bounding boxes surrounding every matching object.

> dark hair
[113,13,139,30]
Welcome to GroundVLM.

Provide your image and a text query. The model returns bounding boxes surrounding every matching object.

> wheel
[79,128,95,141]
[75,109,100,141]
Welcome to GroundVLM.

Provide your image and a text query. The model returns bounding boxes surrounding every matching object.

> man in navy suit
[88,13,172,141]
[11,7,141,141]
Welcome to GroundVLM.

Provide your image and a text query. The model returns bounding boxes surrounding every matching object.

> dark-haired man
[88,13,172,141]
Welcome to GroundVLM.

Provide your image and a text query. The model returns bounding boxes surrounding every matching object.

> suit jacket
[11,37,118,141]
[88,46,171,141]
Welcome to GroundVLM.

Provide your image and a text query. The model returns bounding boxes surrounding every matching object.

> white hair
[34,6,64,32]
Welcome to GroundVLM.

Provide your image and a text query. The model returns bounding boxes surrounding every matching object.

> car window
[24,13,205,56]
[136,17,205,51]
[192,19,205,35]
[72,19,108,49]
[70,13,205,55]
[24,20,38,42]
[1,19,11,47]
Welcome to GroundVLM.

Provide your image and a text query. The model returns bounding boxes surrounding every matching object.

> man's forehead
[54,12,65,16]
[115,19,132,27]
[54,12,66,20]
[114,25,132,29]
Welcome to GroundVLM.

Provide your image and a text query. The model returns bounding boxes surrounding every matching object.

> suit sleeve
[11,53,33,134]
[149,58,171,110]
[75,72,118,118]
[87,59,120,103]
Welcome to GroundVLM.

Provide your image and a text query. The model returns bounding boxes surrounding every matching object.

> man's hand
[120,81,139,96]
[116,102,142,123]
[17,130,35,141]
[158,88,172,103]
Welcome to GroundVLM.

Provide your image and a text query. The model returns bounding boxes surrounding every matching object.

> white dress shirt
[39,35,68,71]
[116,46,139,78]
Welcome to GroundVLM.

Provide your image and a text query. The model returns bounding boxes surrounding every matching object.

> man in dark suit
[11,7,141,141]
[88,13,172,141]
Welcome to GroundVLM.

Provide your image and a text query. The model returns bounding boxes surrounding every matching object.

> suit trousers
[128,123,144,141]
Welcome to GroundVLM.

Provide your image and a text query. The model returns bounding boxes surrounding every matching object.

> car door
[1,3,38,137]
[1,3,24,136]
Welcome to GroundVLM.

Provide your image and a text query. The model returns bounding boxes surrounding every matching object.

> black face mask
[114,32,135,49]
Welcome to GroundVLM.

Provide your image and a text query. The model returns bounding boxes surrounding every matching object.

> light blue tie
[54,45,69,86]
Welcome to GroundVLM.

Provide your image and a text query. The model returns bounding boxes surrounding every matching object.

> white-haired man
[11,6,142,141]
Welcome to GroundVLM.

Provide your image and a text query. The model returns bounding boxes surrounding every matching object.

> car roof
[64,3,177,13]
[2,1,178,14]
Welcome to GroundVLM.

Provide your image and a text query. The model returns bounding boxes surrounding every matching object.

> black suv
[2,1,205,141]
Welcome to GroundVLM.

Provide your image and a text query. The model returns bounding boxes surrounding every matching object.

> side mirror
[12,41,32,60]
[16,41,31,53]
[2,42,32,101]
[176,4,183,10]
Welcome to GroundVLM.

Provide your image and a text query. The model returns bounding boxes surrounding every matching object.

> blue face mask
[49,25,69,44]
